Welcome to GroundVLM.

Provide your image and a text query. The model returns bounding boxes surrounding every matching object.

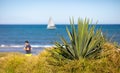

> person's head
[25,41,29,45]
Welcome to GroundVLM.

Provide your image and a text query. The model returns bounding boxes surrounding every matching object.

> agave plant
[53,18,104,60]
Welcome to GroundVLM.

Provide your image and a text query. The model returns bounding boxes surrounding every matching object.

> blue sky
[0,0,120,24]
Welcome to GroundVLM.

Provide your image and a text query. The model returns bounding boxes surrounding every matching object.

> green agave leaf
[54,17,105,60]
[61,36,75,57]
[66,27,72,41]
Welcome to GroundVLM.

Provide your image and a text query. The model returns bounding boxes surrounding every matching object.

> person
[24,41,32,56]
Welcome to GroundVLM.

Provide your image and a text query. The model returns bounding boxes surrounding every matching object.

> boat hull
[47,26,56,29]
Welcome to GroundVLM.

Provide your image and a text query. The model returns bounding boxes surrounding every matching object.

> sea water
[0,24,120,54]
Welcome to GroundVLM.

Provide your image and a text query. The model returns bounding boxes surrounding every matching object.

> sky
[0,0,120,24]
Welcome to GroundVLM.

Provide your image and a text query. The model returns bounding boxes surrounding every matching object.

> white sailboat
[47,17,56,29]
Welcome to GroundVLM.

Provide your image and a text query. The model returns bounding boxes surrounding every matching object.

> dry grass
[0,43,120,73]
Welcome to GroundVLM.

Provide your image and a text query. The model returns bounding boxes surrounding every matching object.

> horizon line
[0,23,120,25]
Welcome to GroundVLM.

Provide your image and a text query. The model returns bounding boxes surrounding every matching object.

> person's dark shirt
[25,45,31,54]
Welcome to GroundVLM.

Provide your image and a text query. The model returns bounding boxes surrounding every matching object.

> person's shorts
[25,54,32,56]
[26,50,31,54]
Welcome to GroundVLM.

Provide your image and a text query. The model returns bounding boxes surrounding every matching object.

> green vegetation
[0,18,120,73]
[53,18,104,60]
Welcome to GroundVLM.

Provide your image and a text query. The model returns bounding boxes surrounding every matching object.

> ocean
[0,24,120,54]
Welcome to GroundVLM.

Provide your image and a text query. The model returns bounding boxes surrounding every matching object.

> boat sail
[47,17,56,29]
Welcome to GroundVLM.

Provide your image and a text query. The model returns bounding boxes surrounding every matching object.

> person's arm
[24,47,26,50]
[24,45,28,50]
[26,47,29,50]
[24,45,31,50]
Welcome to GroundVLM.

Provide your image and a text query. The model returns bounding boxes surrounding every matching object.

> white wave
[31,45,54,48]
[0,44,54,48]
[0,44,6,47]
